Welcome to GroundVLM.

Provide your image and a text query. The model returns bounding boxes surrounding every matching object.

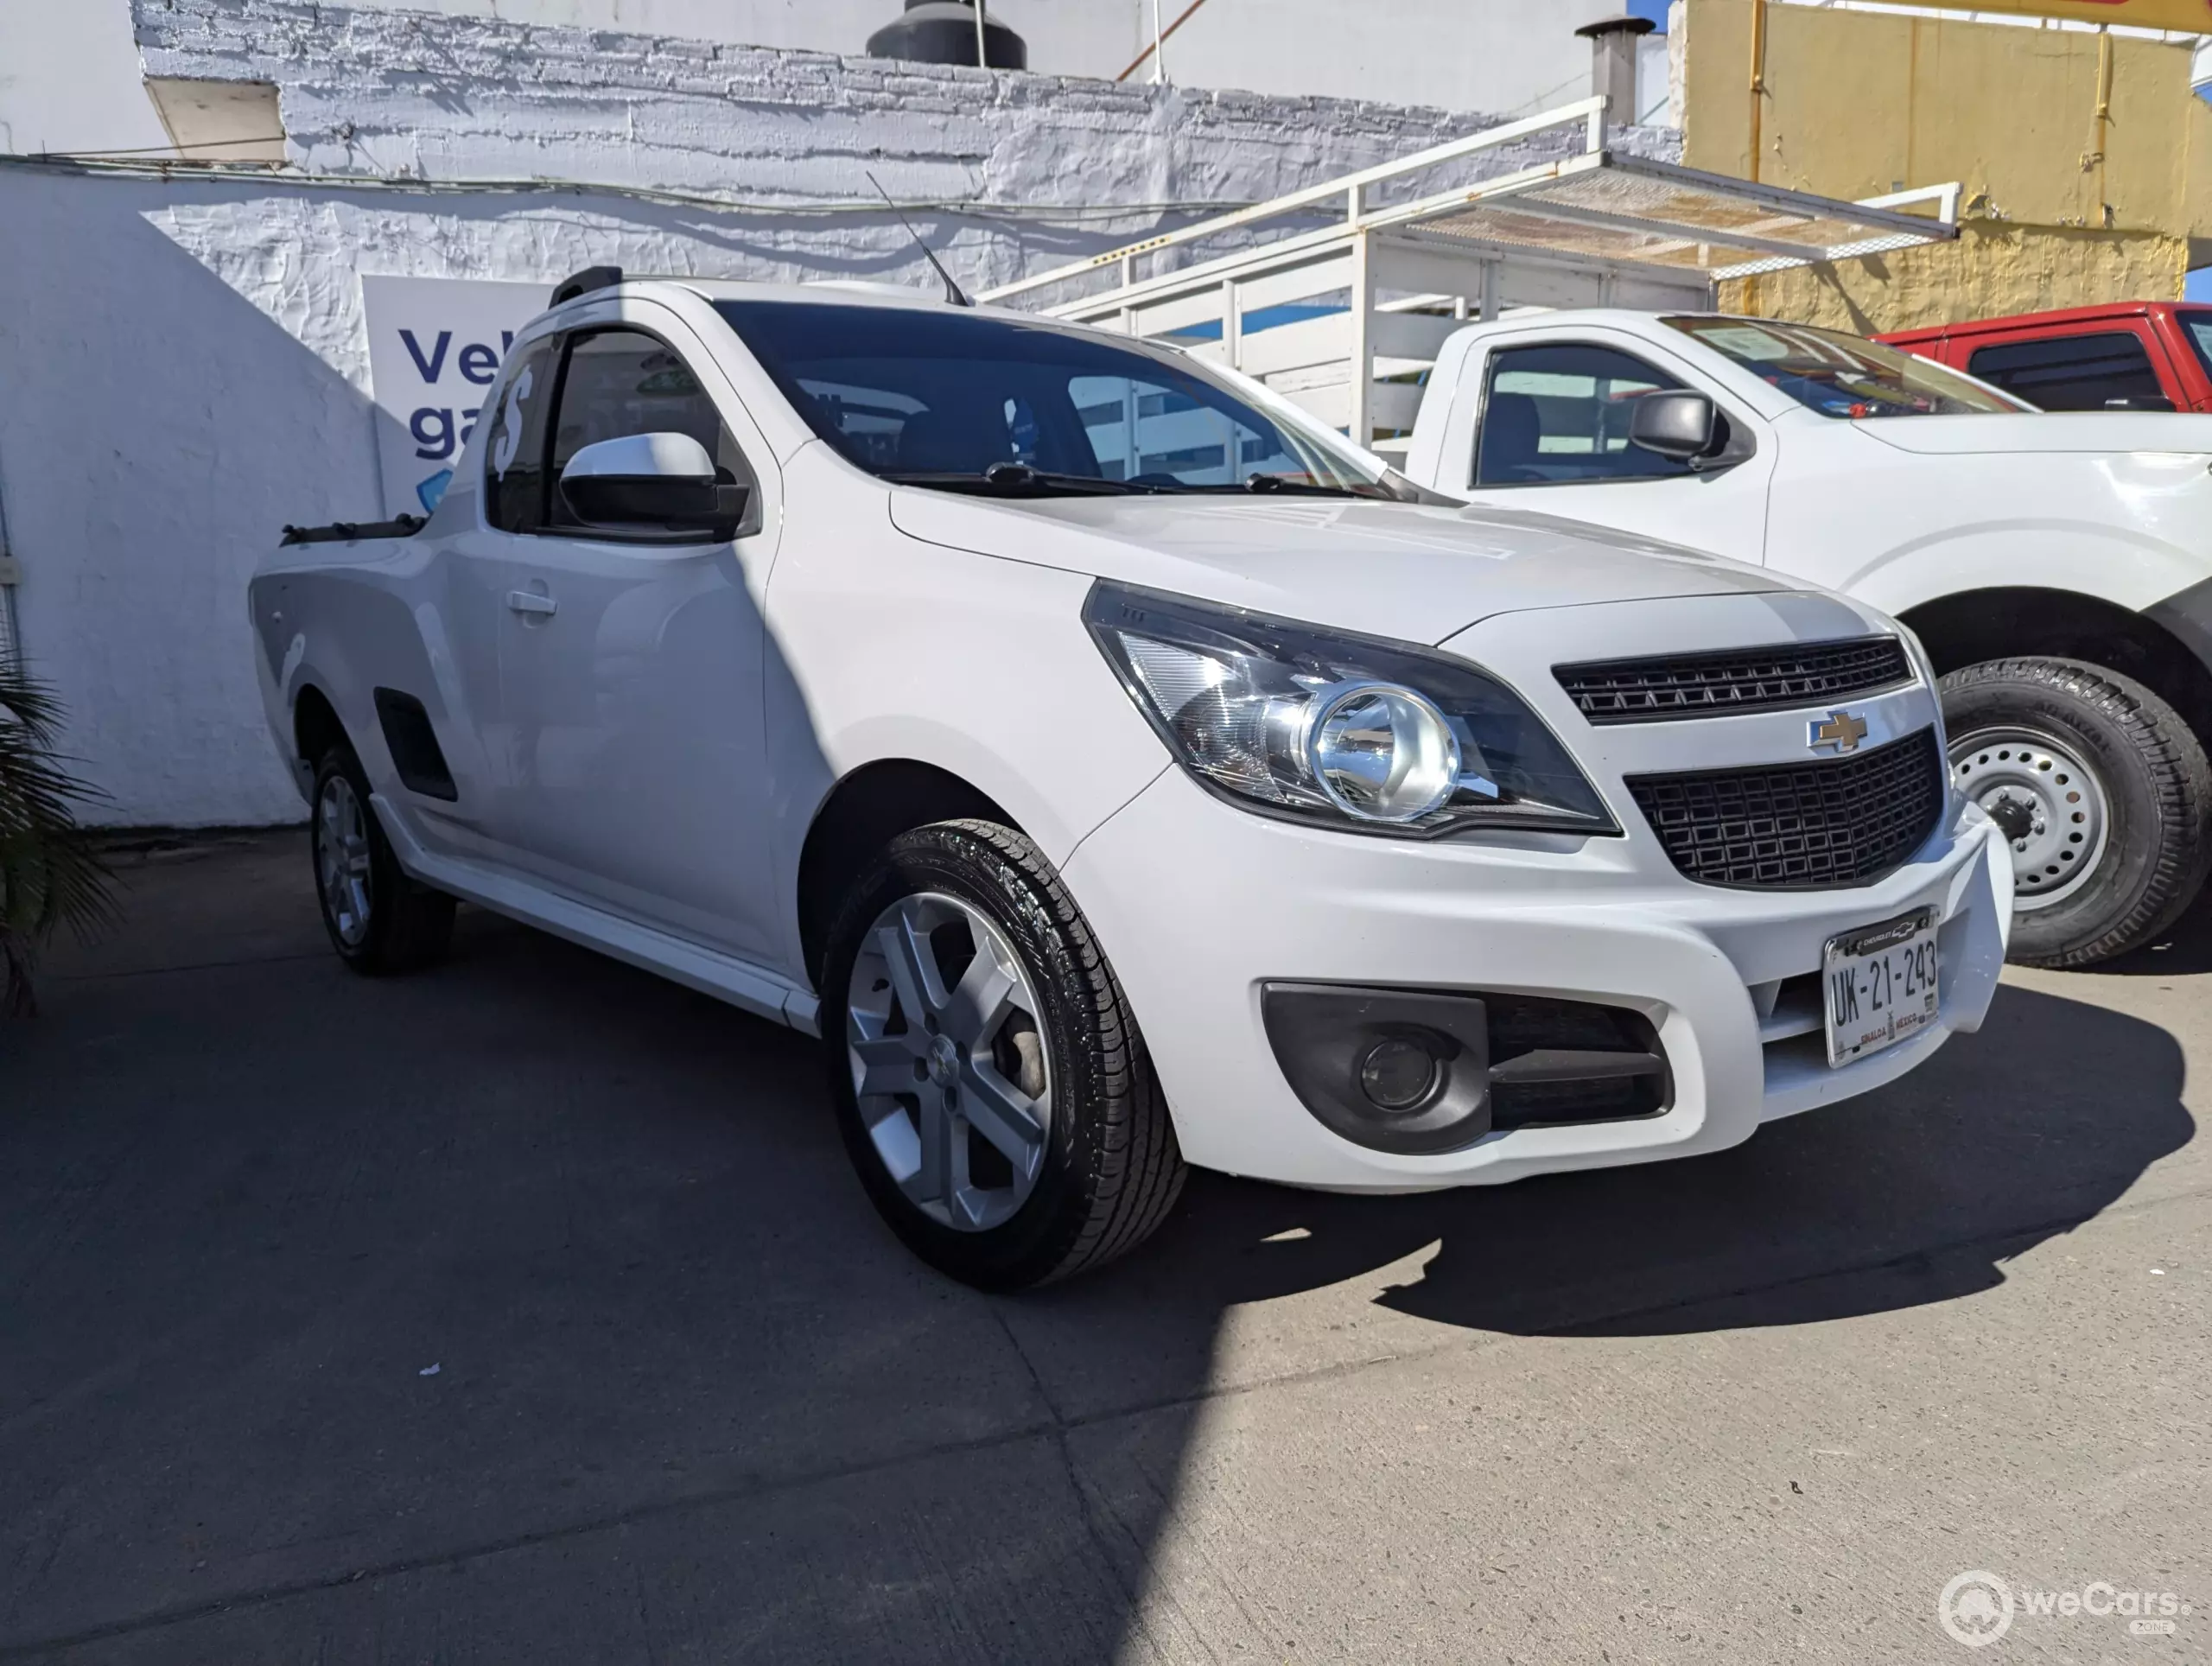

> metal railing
[979,97,1611,310]
[978,95,1961,452]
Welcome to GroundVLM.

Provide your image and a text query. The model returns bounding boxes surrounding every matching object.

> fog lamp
[1358,1035,1440,1111]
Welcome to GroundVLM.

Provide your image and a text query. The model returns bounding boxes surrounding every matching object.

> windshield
[1662,315,2024,418]
[713,300,1394,495]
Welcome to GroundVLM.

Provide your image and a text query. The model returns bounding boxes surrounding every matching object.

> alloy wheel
[315,773,376,947]
[844,891,1052,1232]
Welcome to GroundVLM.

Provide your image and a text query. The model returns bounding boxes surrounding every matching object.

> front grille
[1491,1074,1662,1128]
[1485,995,1669,1129]
[1625,728,1944,890]
[1555,635,1913,725]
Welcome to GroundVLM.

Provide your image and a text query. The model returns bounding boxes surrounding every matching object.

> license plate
[1822,908,1940,1068]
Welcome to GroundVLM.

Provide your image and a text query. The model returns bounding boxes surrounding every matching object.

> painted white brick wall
[0,0,1675,826]
[6,0,1629,158]
[131,0,1631,241]
[283,0,1619,114]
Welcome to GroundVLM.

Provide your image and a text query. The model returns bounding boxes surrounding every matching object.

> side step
[371,794,823,1036]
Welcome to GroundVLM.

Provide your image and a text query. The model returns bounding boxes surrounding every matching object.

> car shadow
[3,847,2194,1663]
[1035,982,2193,1345]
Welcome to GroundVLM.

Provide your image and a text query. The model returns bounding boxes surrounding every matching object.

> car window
[1965,331,2163,411]
[482,338,558,534]
[2176,309,2212,385]
[712,299,1391,494]
[545,328,754,532]
[1472,343,1690,487]
[1663,315,2020,417]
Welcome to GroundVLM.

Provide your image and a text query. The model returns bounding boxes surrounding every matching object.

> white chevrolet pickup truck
[252,275,2009,1287]
[1399,310,2212,967]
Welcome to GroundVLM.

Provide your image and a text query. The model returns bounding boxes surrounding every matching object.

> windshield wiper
[1241,473,1376,498]
[1157,474,1380,499]
[881,464,1166,497]
[882,464,1385,500]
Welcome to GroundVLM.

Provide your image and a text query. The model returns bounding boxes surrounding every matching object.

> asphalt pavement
[2,831,2204,1663]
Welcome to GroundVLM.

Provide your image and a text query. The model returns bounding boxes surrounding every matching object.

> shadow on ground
[1077,976,2189,1335]
[2094,881,2212,976]
[0,836,2194,1660]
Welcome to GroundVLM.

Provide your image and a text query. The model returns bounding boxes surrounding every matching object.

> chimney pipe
[1574,15,1655,128]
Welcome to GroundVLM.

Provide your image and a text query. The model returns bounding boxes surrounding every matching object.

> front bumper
[1062,765,2012,1192]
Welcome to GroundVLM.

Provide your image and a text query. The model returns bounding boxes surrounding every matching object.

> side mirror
[1628,390,1720,462]
[2103,395,2177,413]
[558,432,748,539]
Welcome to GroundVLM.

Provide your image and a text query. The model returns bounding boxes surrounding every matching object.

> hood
[1851,410,2212,457]
[887,490,1787,645]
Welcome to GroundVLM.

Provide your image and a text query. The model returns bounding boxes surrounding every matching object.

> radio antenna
[865,171,975,308]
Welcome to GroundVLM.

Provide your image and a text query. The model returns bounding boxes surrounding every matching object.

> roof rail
[550,265,624,305]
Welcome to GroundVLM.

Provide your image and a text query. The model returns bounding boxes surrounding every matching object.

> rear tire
[1941,658,2212,969]
[310,743,455,976]
[821,819,1185,1290]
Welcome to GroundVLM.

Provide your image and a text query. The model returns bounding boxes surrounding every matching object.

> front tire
[310,743,456,975]
[1942,658,2212,968]
[821,819,1185,1290]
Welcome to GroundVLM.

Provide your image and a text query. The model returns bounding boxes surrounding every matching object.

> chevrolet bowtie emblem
[1808,709,1870,754]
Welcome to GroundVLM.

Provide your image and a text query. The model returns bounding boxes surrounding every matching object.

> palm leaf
[0,652,118,1016]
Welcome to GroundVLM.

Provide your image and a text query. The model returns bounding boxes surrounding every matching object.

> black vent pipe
[867,0,1027,69]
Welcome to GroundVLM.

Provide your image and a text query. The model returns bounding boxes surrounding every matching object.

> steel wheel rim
[1949,726,2109,910]
[315,774,376,947]
[845,891,1052,1233]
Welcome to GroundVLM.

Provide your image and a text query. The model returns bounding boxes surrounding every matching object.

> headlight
[1893,621,1957,809]
[1084,582,1616,838]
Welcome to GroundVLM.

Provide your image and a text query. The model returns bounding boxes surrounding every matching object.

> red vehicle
[1879,301,2212,414]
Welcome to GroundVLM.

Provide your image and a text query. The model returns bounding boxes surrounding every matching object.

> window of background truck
[1472,342,1689,486]
[1663,316,2021,417]
[712,300,1388,493]
[1965,331,2164,410]
[544,329,753,533]
[2172,308,2212,386]
[482,339,557,533]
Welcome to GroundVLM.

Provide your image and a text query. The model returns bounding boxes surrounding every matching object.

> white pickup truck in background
[1398,309,2212,968]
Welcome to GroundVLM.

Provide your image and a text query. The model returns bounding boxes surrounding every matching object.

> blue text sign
[362,275,550,518]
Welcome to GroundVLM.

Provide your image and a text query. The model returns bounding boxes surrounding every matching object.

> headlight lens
[1309,683,1460,821]
[1085,582,1616,838]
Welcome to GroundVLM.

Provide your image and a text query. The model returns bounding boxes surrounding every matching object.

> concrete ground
[2,831,2204,1664]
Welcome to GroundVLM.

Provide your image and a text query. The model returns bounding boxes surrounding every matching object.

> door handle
[505,589,557,618]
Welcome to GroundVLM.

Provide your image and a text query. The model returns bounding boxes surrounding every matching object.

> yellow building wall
[1891,0,2212,30]
[1681,0,2212,329]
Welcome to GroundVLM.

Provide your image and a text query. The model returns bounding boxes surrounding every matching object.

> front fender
[762,495,1175,986]
[1841,522,2210,620]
